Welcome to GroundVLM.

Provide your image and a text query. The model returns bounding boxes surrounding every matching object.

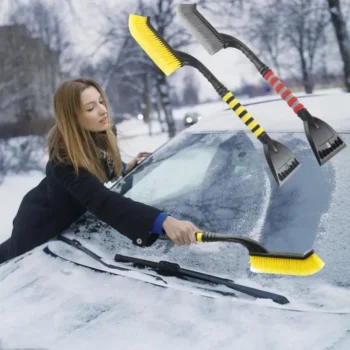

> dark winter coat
[0,157,162,264]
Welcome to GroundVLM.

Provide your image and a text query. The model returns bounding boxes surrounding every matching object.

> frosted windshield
[111,131,350,288]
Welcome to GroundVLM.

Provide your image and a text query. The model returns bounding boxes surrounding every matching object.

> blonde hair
[47,78,123,183]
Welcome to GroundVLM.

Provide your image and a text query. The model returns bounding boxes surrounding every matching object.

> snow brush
[176,4,346,166]
[193,232,324,276]
[129,14,300,187]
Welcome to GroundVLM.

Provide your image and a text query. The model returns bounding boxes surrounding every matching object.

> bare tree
[182,70,199,106]
[245,0,293,78]
[141,0,197,138]
[9,0,71,75]
[327,0,350,91]
[0,45,33,116]
[0,23,59,124]
[242,0,335,93]
[189,0,245,19]
[0,139,9,185]
[7,1,69,120]
[85,0,195,138]
[78,0,246,138]
[283,0,331,93]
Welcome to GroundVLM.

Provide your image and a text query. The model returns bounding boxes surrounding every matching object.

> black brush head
[263,139,301,187]
[303,116,346,165]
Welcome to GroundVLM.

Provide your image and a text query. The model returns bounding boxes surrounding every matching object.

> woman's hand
[162,216,200,246]
[125,151,151,173]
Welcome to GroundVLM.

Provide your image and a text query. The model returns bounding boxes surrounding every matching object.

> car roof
[183,93,350,134]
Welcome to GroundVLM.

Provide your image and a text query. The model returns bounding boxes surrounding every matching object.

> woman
[0,78,200,264]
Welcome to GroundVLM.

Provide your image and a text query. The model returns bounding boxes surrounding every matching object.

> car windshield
[109,130,350,290]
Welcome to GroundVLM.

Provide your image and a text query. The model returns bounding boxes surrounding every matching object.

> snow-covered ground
[171,87,345,121]
[1,89,350,349]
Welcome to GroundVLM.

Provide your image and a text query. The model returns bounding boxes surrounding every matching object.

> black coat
[0,159,162,263]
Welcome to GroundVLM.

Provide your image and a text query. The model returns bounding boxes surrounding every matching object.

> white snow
[185,92,350,134]
[0,171,45,243]
[1,91,350,349]
[1,243,350,350]
[172,87,345,122]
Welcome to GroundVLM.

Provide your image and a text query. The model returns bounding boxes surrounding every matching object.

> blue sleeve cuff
[152,212,168,235]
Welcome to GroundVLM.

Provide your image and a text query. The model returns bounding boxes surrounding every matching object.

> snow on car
[1,93,350,350]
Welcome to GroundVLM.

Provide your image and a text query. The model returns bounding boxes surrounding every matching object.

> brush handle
[222,34,306,117]
[195,232,268,253]
[177,51,227,96]
[221,33,267,74]
[177,51,269,142]
[222,91,266,140]
[263,70,305,114]
[159,231,268,254]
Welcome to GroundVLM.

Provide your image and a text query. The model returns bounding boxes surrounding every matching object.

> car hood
[1,238,350,349]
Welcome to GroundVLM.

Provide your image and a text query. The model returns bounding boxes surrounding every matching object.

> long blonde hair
[47,78,123,183]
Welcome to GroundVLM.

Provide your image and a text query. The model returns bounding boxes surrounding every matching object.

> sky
[0,0,263,101]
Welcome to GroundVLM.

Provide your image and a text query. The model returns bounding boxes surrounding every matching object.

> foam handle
[263,70,304,114]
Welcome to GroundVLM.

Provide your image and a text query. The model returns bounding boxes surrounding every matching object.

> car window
[123,142,218,203]
[114,132,268,239]
[111,132,274,278]
[110,132,350,288]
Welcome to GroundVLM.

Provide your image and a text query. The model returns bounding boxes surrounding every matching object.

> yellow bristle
[129,14,182,76]
[249,253,325,276]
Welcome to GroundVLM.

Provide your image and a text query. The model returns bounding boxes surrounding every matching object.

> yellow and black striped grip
[223,92,265,138]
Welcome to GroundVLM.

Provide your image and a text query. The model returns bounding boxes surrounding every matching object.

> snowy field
[1,90,350,350]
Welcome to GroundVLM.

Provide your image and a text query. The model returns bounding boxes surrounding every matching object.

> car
[1,93,350,349]
[183,111,202,127]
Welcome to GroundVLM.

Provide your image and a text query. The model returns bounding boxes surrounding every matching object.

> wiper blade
[57,234,166,283]
[56,234,289,305]
[114,253,289,305]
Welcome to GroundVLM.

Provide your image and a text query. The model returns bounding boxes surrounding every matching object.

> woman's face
[79,86,110,132]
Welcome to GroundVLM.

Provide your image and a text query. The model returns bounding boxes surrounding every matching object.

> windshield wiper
[114,253,289,305]
[55,234,289,305]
